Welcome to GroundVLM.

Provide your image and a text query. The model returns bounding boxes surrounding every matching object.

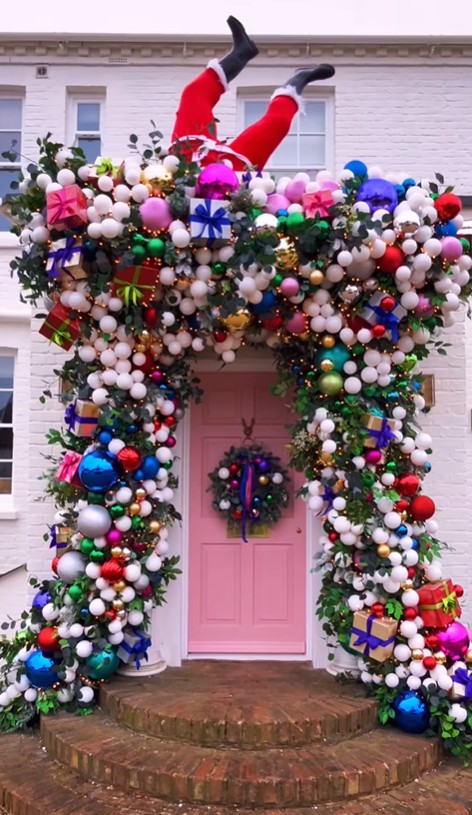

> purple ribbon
[241,170,263,188]
[189,201,231,242]
[367,417,396,449]
[239,459,255,544]
[453,668,472,700]
[47,236,77,280]
[49,525,67,550]
[64,401,98,431]
[120,628,151,669]
[351,614,396,657]
[370,305,401,341]
[318,486,336,515]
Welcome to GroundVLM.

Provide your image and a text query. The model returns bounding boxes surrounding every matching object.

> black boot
[285,65,335,95]
[219,16,259,84]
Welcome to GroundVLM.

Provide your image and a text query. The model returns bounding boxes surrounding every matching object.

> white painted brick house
[1,30,472,667]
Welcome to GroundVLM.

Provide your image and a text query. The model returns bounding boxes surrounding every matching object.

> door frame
[177,349,327,665]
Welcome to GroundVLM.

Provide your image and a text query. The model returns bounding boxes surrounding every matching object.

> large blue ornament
[141,455,160,479]
[25,650,59,689]
[32,590,51,611]
[356,179,398,213]
[78,450,122,494]
[344,159,368,179]
[252,290,277,315]
[393,690,430,733]
[85,646,120,680]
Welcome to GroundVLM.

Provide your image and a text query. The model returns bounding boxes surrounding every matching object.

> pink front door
[188,371,307,654]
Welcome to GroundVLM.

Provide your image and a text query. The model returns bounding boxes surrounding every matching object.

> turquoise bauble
[315,344,351,373]
[85,646,120,681]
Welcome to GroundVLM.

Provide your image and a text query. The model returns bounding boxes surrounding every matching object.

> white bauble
[124,563,141,582]
[57,552,86,583]
[76,640,93,658]
[127,610,144,626]
[77,505,111,537]
[146,553,162,572]
[89,598,106,617]
[77,685,95,704]
[24,687,38,702]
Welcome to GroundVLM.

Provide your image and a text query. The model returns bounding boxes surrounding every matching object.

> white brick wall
[1,39,472,631]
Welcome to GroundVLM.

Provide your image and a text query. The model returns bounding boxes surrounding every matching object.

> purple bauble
[257,459,271,474]
[437,621,470,662]
[365,450,383,465]
[356,179,398,213]
[139,197,172,230]
[266,193,290,215]
[106,529,123,545]
[195,163,239,200]
[32,590,51,611]
[230,479,240,490]
[440,236,463,263]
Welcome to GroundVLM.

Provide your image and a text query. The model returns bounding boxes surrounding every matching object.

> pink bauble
[414,295,435,318]
[285,180,306,203]
[319,180,339,192]
[285,312,307,334]
[365,449,382,465]
[266,193,290,215]
[167,436,176,448]
[280,277,300,298]
[195,163,239,199]
[440,236,463,263]
[437,621,469,662]
[106,529,123,545]
[139,197,172,230]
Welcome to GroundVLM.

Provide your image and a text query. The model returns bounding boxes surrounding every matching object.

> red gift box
[56,450,83,487]
[417,578,461,628]
[302,190,335,218]
[112,265,160,308]
[47,184,88,230]
[39,302,81,350]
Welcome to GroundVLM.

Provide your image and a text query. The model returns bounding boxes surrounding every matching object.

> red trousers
[171,66,298,170]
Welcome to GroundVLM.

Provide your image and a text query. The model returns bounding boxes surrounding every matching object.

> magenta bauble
[266,193,290,215]
[285,312,307,334]
[365,449,382,465]
[195,164,239,199]
[139,197,172,231]
[280,277,300,297]
[437,621,470,661]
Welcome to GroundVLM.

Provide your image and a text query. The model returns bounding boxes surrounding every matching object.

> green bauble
[286,211,305,234]
[110,504,126,519]
[272,273,283,287]
[68,583,84,602]
[401,354,418,372]
[132,245,147,262]
[90,549,106,564]
[315,343,351,373]
[318,371,344,396]
[79,537,95,556]
[147,238,166,258]
[212,262,226,276]
[85,646,120,681]
[131,516,145,530]
[132,233,147,245]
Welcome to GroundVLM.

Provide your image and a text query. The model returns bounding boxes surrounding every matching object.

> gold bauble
[299,331,310,341]
[319,452,334,465]
[111,546,123,558]
[464,648,472,663]
[258,475,269,486]
[142,164,173,184]
[221,309,252,332]
[435,650,447,664]
[135,488,146,500]
[149,520,162,534]
[113,599,124,611]
[309,269,324,285]
[321,335,336,349]
[176,278,190,290]
[377,544,391,558]
[320,359,334,372]
[129,502,141,516]
[401,580,414,591]
[411,648,424,661]
[113,581,126,593]
[134,343,146,353]
[275,238,298,272]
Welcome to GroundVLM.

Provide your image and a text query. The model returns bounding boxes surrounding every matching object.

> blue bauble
[393,690,430,734]
[78,450,121,494]
[98,430,113,446]
[32,590,51,611]
[141,455,159,479]
[344,159,368,179]
[396,524,408,537]
[257,459,271,474]
[357,179,398,213]
[25,650,59,689]
[252,290,277,315]
[133,469,145,481]
[85,646,120,681]
[402,177,416,189]
[436,221,458,237]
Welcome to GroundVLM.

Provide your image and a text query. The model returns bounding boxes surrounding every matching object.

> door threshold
[187,653,310,661]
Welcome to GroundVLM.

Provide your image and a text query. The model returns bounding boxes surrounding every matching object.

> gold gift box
[349,610,398,662]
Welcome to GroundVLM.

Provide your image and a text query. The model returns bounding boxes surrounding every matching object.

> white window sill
[0,500,19,520]
[0,233,20,249]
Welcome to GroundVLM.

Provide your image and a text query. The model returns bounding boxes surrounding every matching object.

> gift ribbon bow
[49,525,68,550]
[94,158,117,177]
[120,628,152,669]
[46,318,74,348]
[115,274,156,307]
[47,188,82,223]
[318,485,336,515]
[420,581,458,618]
[367,417,396,449]
[351,614,396,657]
[189,201,231,242]
[239,458,255,543]
[453,668,472,700]
[369,305,402,341]
[47,236,79,280]
[64,402,98,431]
[303,190,335,218]
[56,450,82,483]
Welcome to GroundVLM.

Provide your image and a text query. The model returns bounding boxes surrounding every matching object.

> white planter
[326,644,361,678]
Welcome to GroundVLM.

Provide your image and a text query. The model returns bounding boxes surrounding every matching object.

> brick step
[40,711,441,808]
[100,664,379,747]
[0,733,470,815]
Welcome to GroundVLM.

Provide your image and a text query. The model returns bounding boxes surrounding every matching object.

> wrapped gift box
[117,626,152,669]
[112,264,159,308]
[39,302,81,350]
[56,450,83,486]
[302,190,335,218]
[50,524,72,555]
[46,237,88,282]
[349,610,398,661]
[362,412,396,449]
[361,291,407,341]
[418,579,461,628]
[46,184,88,231]
[449,662,472,701]
[87,157,120,186]
[65,399,100,437]
[189,198,231,246]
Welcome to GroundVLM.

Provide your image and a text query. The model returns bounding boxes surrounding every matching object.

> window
[70,98,103,163]
[0,356,14,495]
[0,98,22,231]
[241,96,332,175]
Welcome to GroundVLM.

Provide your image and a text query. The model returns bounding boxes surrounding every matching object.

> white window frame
[0,352,14,500]
[237,90,334,177]
[0,93,23,243]
[66,93,105,163]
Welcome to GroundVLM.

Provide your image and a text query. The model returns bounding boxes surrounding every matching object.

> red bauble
[455,584,464,598]
[37,626,60,652]
[213,330,228,343]
[434,192,462,222]
[409,495,436,521]
[101,560,125,582]
[229,463,239,475]
[51,556,59,574]
[377,245,405,274]
[396,473,420,497]
[135,350,156,374]
[407,567,416,579]
[105,610,116,620]
[261,315,284,331]
[395,499,410,512]
[164,416,176,427]
[154,420,162,431]
[403,607,417,620]
[372,324,386,338]
[425,634,440,650]
[117,446,142,472]
[347,315,371,334]
[232,508,243,520]
[423,655,437,671]
[380,296,396,312]
[371,603,385,618]
[143,307,158,327]
[328,531,339,542]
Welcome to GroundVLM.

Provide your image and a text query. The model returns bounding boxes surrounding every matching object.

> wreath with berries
[208,440,290,541]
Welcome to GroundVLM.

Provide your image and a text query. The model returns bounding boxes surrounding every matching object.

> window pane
[0,357,14,389]
[0,392,12,424]
[0,426,13,458]
[303,102,326,134]
[78,136,101,163]
[77,102,100,132]
[0,460,12,495]
[0,100,22,130]
[0,169,20,230]
[244,101,267,127]
[300,134,325,167]
[0,131,21,157]
[269,134,298,167]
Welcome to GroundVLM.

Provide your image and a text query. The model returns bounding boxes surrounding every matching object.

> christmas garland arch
[1,134,472,757]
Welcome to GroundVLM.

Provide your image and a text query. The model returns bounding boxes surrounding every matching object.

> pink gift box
[47,184,88,230]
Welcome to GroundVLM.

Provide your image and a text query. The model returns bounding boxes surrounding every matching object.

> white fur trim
[208,59,229,92]
[271,85,305,114]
